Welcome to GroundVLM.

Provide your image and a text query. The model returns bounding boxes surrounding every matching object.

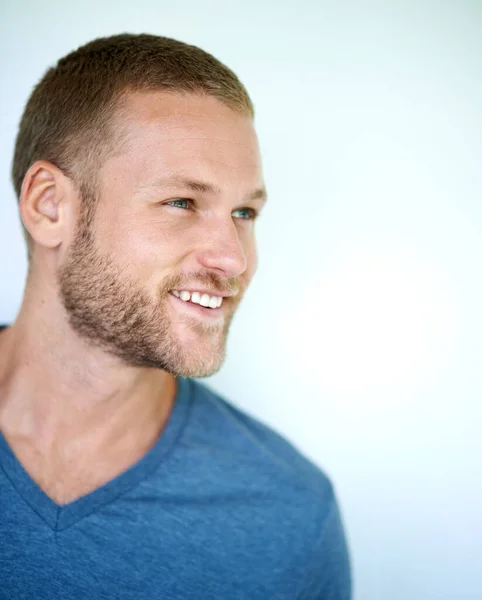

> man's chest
[0,483,310,599]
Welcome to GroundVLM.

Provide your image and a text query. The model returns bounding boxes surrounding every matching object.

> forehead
[108,91,263,190]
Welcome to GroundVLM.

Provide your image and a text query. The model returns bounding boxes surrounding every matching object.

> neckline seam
[0,378,195,532]
[56,399,194,532]
[0,459,59,529]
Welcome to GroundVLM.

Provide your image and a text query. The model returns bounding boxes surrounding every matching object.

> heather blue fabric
[0,329,351,599]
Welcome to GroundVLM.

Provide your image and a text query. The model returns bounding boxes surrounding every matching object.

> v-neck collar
[0,374,192,531]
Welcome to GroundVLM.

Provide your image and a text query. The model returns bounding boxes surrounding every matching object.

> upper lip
[170,288,237,298]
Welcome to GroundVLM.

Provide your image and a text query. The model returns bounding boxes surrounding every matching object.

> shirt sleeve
[296,494,352,600]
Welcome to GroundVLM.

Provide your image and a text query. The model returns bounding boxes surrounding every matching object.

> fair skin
[0,91,266,505]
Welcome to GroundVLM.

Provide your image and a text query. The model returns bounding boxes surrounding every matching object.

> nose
[194,217,248,279]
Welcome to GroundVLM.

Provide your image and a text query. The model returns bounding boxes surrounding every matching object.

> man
[0,34,351,599]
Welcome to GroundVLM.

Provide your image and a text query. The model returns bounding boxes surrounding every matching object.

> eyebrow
[148,176,267,204]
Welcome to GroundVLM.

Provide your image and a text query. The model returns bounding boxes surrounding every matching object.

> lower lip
[168,293,226,320]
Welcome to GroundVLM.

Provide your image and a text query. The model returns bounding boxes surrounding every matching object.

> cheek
[104,213,189,273]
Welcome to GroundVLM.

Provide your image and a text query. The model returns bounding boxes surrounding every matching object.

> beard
[56,203,242,378]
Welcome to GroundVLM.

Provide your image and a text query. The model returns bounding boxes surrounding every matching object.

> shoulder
[185,378,336,507]
[182,379,352,597]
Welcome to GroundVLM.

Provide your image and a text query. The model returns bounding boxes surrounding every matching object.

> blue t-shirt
[0,354,351,598]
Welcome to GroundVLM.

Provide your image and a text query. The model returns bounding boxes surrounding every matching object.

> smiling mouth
[168,291,227,319]
[170,289,234,309]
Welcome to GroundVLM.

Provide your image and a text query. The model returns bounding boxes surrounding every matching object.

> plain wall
[1,1,481,598]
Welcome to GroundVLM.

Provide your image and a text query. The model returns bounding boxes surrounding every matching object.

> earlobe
[19,161,70,251]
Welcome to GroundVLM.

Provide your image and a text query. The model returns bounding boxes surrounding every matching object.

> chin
[165,347,226,379]
[171,335,227,378]
[160,317,228,378]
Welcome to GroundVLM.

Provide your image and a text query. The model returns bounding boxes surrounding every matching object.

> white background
[1,1,481,598]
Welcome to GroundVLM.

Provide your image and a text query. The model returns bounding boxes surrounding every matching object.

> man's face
[57,91,265,378]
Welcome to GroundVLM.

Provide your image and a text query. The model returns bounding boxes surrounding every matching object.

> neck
[0,286,176,460]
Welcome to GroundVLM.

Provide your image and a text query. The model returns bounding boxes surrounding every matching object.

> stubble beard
[56,207,240,378]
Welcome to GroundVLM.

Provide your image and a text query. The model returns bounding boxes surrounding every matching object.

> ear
[19,160,76,252]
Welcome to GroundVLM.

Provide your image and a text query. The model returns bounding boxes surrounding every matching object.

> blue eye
[166,199,191,209]
[233,208,258,220]
[164,200,257,221]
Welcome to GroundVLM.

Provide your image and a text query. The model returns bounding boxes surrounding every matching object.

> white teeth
[172,290,224,309]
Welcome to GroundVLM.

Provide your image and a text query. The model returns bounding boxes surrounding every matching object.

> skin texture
[0,91,265,504]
